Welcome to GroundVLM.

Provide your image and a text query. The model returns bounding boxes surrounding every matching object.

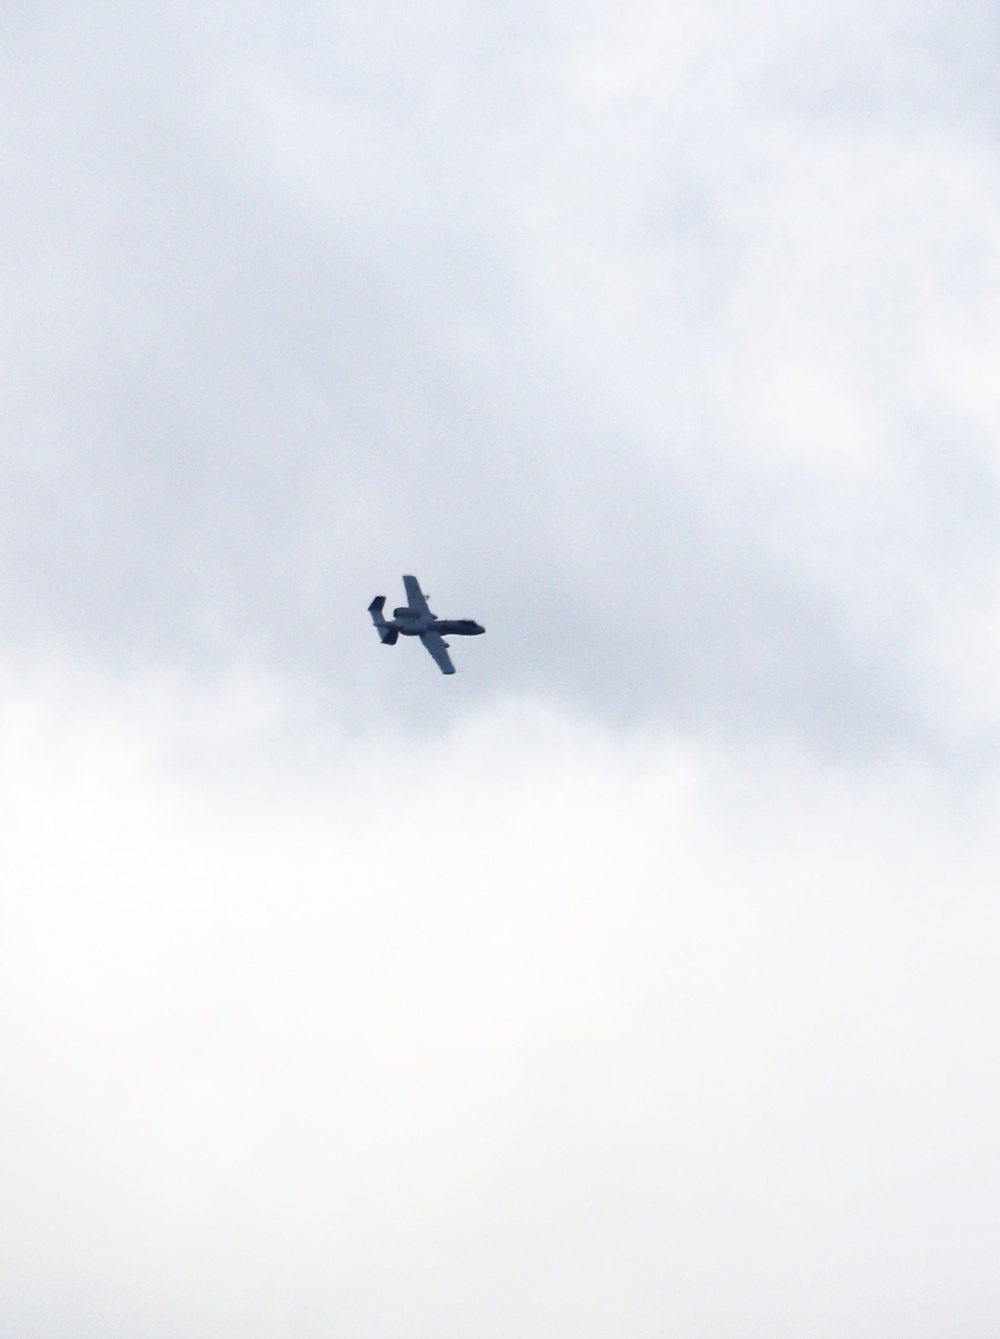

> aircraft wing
[403,574,433,618]
[420,631,456,675]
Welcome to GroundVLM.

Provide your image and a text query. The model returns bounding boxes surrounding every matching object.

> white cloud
[0,669,998,1335]
[2,2,1000,1330]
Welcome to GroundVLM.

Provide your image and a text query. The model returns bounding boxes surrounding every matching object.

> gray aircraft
[368,575,485,675]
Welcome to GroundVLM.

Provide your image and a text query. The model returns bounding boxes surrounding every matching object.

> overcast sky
[2,1,1000,1335]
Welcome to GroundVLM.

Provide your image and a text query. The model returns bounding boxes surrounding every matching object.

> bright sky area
[2,1,1000,1334]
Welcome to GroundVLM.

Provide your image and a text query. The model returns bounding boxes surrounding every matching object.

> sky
[2,0,1000,1335]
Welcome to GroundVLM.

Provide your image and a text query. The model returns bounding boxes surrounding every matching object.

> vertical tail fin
[368,596,398,645]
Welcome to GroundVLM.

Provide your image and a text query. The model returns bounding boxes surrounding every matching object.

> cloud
[1,0,999,749]
[0,672,998,1336]
[2,3,1000,1332]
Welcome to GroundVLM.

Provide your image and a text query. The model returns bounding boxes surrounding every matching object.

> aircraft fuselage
[391,610,484,637]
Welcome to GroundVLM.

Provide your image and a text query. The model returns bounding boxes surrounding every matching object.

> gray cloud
[3,0,1000,753]
[4,19,1000,1327]
[1,0,1000,760]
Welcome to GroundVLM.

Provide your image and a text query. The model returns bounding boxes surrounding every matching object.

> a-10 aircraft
[368,575,485,675]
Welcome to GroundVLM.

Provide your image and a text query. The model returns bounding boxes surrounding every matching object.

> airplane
[368,575,485,675]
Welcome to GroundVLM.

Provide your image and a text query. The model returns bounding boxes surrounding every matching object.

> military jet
[368,575,485,675]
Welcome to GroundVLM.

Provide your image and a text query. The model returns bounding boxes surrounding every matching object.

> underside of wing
[420,631,456,675]
[402,574,433,618]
